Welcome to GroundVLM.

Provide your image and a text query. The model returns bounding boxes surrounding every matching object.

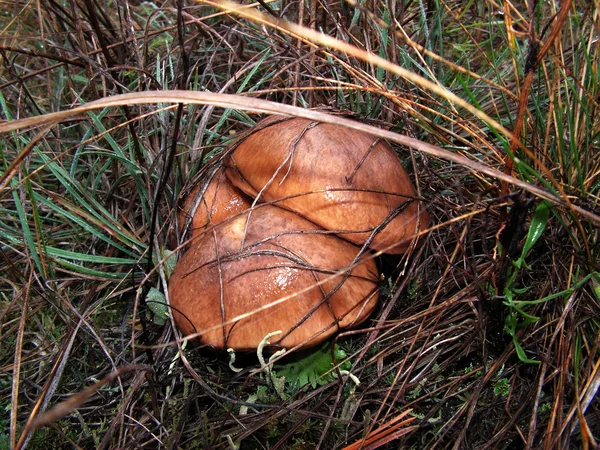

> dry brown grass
[0,0,599,448]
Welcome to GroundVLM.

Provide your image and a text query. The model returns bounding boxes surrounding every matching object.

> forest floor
[0,1,599,448]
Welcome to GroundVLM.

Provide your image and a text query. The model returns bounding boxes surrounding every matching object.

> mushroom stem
[227,348,243,373]
[257,330,283,368]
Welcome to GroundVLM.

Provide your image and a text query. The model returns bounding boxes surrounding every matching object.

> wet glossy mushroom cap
[179,167,252,242]
[225,116,429,254]
[168,205,379,351]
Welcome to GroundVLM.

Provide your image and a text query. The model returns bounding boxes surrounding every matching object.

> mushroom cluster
[169,116,429,351]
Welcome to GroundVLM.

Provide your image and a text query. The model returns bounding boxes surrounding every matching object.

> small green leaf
[153,248,177,279]
[493,378,511,397]
[274,342,350,389]
[512,335,540,365]
[511,305,539,324]
[146,288,169,326]
[591,272,600,301]
[511,286,530,295]
[514,201,550,269]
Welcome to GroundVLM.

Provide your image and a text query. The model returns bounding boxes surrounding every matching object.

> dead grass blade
[1,91,598,226]
[25,366,142,435]
[15,321,82,450]
[565,356,600,440]
[342,409,417,450]
[202,0,514,140]
[10,271,31,449]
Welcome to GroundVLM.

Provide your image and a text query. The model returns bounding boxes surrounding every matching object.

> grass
[1,0,599,448]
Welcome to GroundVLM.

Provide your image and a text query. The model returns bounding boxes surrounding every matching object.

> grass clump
[1,0,599,448]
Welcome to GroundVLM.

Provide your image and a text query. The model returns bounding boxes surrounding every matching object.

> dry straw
[1,91,599,227]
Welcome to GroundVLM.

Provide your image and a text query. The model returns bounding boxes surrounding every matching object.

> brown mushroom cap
[225,116,429,254]
[168,205,379,351]
[179,167,252,242]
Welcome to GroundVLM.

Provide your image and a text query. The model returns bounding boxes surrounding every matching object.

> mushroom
[225,116,429,254]
[168,205,379,351]
[179,167,252,242]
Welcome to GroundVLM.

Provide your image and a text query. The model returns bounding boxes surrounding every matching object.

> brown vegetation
[0,0,598,449]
